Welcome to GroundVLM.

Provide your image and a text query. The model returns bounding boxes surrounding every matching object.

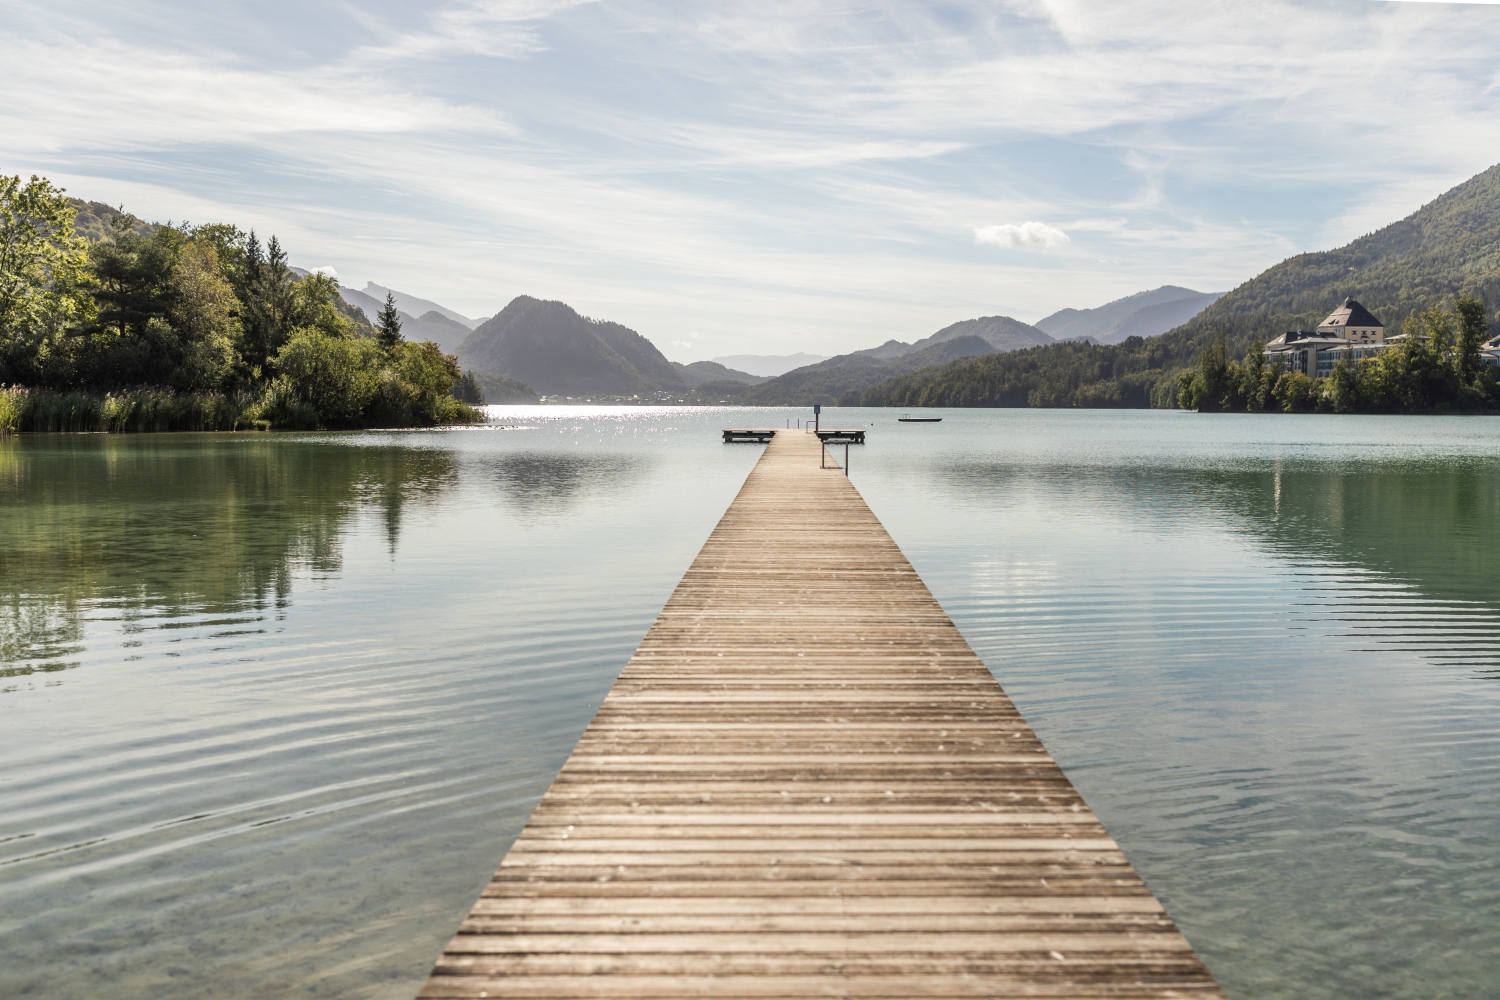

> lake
[3,407,1498,999]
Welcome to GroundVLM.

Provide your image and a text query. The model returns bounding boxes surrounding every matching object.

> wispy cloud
[2,0,1498,354]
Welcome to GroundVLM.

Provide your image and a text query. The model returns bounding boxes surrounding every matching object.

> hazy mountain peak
[1035,286,1223,344]
[363,282,480,330]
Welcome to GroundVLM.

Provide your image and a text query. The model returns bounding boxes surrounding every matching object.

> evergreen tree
[376,292,403,350]
[241,234,295,375]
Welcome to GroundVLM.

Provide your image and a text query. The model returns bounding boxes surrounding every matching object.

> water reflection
[0,435,459,684]
[483,451,646,519]
[933,455,1500,676]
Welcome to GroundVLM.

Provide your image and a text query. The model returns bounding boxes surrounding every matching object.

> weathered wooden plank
[419,429,1223,999]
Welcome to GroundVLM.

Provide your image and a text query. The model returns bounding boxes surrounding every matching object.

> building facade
[1267,298,1386,376]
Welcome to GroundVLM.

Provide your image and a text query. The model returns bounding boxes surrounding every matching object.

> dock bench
[722,428,776,442]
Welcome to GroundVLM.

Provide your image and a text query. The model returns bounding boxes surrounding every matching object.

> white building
[1484,333,1500,368]
[1316,298,1386,344]
[1265,329,1348,377]
[1266,299,1386,377]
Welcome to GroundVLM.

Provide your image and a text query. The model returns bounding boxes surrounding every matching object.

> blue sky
[3,0,1499,359]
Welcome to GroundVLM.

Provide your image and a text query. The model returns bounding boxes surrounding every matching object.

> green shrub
[270,328,379,427]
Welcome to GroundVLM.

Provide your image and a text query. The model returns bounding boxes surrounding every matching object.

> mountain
[457,296,688,396]
[1036,286,1222,344]
[709,353,828,377]
[735,313,1049,404]
[67,199,156,241]
[671,360,768,386]
[1091,296,1218,344]
[363,282,482,329]
[844,315,1054,361]
[738,335,997,406]
[848,163,1500,409]
[909,315,1054,352]
[473,373,540,404]
[336,287,473,353]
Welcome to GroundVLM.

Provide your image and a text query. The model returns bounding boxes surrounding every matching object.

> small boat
[898,415,942,423]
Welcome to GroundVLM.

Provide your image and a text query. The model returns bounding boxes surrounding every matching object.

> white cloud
[974,222,1071,251]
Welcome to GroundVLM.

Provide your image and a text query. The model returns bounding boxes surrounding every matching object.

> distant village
[1266,298,1500,376]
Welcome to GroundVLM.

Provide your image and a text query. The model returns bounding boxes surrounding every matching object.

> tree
[376,292,403,350]
[240,234,296,375]
[89,215,180,339]
[0,175,92,377]
[1453,294,1488,387]
[166,240,238,392]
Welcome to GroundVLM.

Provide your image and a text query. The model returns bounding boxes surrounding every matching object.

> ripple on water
[4,409,1500,1000]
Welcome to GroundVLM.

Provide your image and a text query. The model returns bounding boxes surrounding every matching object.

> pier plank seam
[420,430,1224,999]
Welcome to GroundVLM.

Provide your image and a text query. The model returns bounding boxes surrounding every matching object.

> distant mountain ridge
[337,286,475,354]
[846,315,1053,361]
[672,360,768,386]
[738,335,999,406]
[734,314,1051,405]
[363,282,483,330]
[1036,286,1222,344]
[709,354,828,377]
[458,296,688,395]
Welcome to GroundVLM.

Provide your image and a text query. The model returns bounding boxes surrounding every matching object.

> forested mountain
[910,314,1054,352]
[732,313,1048,405]
[66,199,156,242]
[458,296,688,395]
[845,315,1052,361]
[672,360,766,386]
[739,335,996,406]
[1036,286,1222,344]
[851,163,1500,409]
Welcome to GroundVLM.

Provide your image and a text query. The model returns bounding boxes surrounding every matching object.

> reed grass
[0,386,260,434]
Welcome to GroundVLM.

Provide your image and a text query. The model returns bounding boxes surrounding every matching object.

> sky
[3,0,1500,360]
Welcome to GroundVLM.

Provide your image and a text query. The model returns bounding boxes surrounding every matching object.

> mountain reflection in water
[483,451,646,519]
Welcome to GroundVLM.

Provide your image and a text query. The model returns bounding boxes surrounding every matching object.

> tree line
[0,175,478,431]
[1179,296,1498,413]
[845,336,1181,408]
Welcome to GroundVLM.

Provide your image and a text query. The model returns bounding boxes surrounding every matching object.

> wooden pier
[421,430,1224,999]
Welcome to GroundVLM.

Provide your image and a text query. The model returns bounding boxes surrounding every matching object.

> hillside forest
[853,164,1500,413]
[0,176,478,432]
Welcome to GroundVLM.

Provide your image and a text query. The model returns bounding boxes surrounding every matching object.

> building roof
[1267,329,1347,349]
[1318,297,1384,330]
[1485,334,1500,350]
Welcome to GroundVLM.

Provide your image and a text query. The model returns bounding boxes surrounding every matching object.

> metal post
[820,443,826,469]
[844,442,849,476]
[814,403,821,437]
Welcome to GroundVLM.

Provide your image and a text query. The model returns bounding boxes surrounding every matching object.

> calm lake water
[3,407,1498,1000]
